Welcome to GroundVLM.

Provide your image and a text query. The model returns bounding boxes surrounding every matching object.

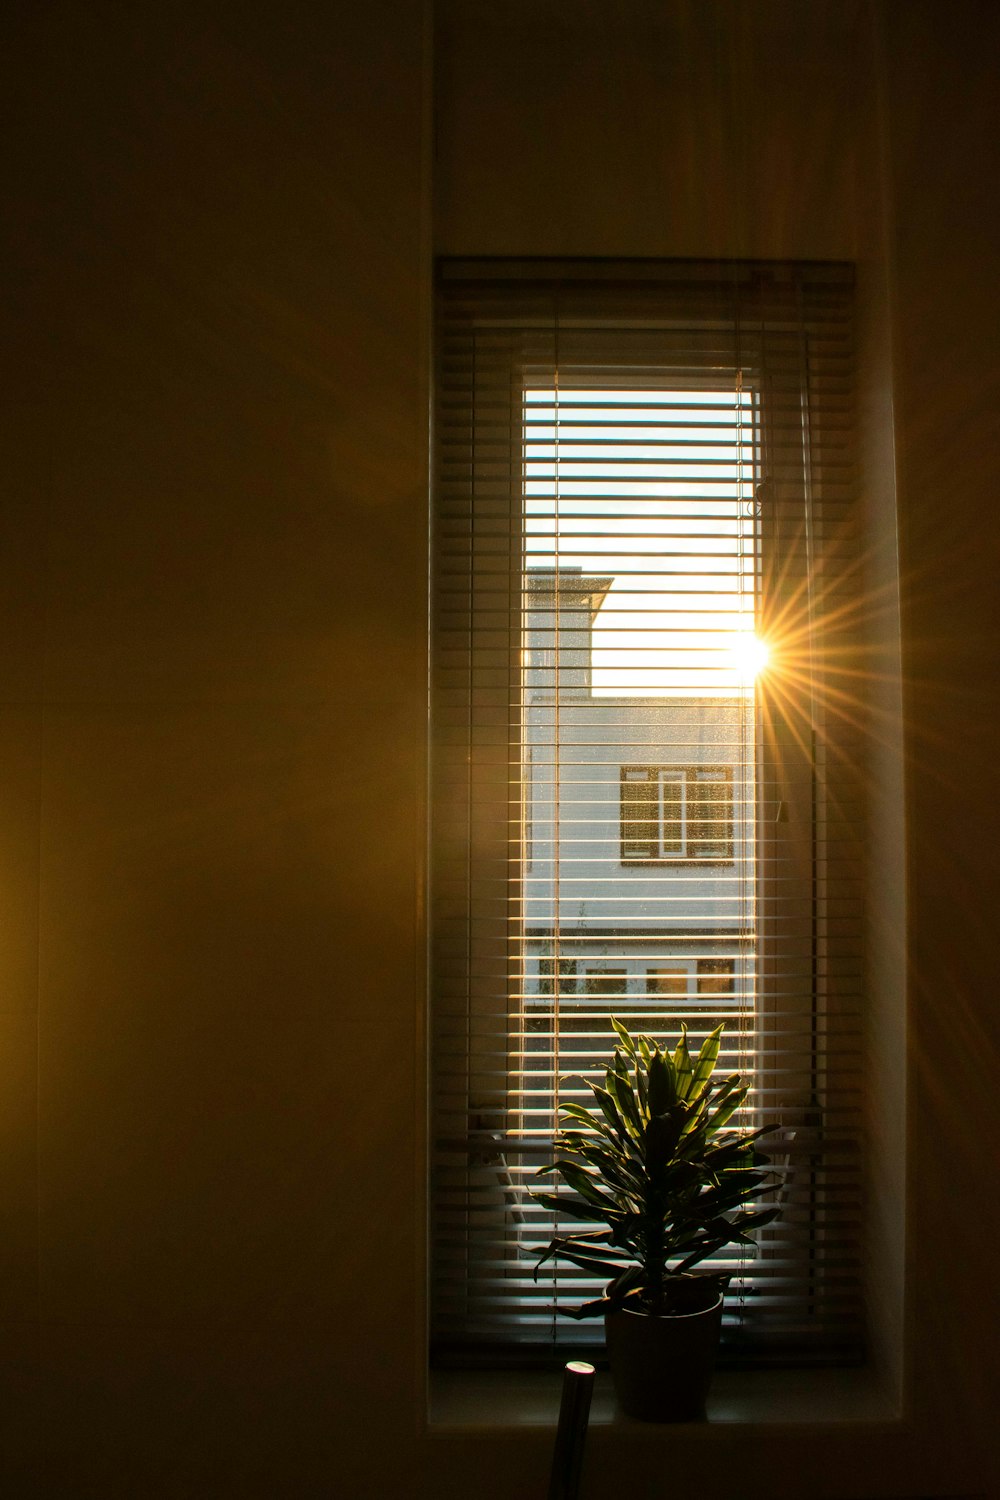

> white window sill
[428,1365,899,1431]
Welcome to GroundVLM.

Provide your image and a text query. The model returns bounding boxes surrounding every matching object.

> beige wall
[3,1,429,1493]
[2,1,998,1495]
[881,2,1000,1489]
[435,0,862,263]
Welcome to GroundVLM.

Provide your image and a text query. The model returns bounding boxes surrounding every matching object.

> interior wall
[854,8,907,1404]
[3,2,429,1494]
[2,1,998,1496]
[880,3,1000,1492]
[435,0,862,263]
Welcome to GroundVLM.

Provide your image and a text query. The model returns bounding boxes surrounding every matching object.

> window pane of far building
[584,968,628,996]
[696,958,736,996]
[645,966,690,997]
[658,771,685,857]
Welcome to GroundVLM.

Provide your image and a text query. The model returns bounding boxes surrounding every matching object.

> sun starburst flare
[728,630,770,684]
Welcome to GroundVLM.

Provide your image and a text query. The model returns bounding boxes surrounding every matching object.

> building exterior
[519,572,757,1129]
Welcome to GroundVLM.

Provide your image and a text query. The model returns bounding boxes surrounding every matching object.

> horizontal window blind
[431,261,863,1366]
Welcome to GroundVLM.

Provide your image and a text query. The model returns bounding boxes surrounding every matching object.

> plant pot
[604,1291,724,1422]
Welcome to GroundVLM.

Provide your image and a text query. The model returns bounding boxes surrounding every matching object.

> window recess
[431,260,863,1368]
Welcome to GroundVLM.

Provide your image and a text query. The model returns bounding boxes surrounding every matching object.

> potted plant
[532,1019,779,1421]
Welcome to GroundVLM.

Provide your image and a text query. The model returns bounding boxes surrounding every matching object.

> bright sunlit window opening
[524,387,759,697]
[728,629,770,683]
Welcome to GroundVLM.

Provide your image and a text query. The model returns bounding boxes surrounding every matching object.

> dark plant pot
[604,1292,724,1422]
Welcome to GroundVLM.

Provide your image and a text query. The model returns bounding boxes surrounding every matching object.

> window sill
[428,1365,899,1431]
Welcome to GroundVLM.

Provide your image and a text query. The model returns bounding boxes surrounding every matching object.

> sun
[728,630,770,683]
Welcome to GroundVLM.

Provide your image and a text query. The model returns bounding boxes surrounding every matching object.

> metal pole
[547,1361,595,1500]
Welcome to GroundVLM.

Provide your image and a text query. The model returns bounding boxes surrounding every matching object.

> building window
[583,967,628,997]
[697,957,736,996]
[538,957,577,997]
[644,959,737,1000]
[621,765,734,863]
[645,965,690,997]
[431,261,864,1365]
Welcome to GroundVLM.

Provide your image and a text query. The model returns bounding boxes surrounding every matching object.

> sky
[524,387,762,695]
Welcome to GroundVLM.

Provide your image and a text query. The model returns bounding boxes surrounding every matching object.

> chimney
[524,569,613,699]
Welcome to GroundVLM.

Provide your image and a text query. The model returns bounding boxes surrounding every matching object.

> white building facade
[519,572,757,1129]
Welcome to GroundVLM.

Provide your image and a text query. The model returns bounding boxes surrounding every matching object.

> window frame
[431,260,864,1368]
[619,763,736,865]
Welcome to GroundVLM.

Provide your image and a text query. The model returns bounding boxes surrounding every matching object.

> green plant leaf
[605,1061,643,1141]
[604,1266,644,1308]
[548,1247,631,1280]
[531,1233,622,1275]
[554,1159,624,1214]
[588,1082,631,1147]
[647,1048,676,1115]
[645,1103,687,1172]
[694,1175,768,1218]
[674,1242,728,1272]
[704,1131,765,1168]
[532,1192,621,1225]
[672,1024,694,1097]
[527,1019,781,1320]
[567,1148,645,1200]
[689,1025,723,1099]
[558,1101,611,1136]
[559,1297,613,1320]
[531,1238,561,1276]
[542,1234,627,1259]
[703,1081,749,1135]
[633,1056,649,1115]
[730,1206,781,1232]
[611,1016,637,1058]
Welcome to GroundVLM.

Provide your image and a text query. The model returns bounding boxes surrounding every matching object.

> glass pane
[658,772,685,857]
[518,384,759,1310]
[584,968,628,997]
[539,958,578,997]
[620,772,657,860]
[697,958,736,996]
[645,967,690,997]
[689,769,733,859]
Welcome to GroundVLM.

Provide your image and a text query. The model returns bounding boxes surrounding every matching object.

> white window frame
[620,764,736,864]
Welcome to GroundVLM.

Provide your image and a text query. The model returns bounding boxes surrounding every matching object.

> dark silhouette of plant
[532,1019,780,1317]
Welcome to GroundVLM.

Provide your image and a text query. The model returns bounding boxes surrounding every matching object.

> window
[697,957,736,996]
[538,957,577,996]
[583,967,628,997]
[621,764,734,862]
[644,965,689,996]
[431,261,864,1365]
[645,958,736,999]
